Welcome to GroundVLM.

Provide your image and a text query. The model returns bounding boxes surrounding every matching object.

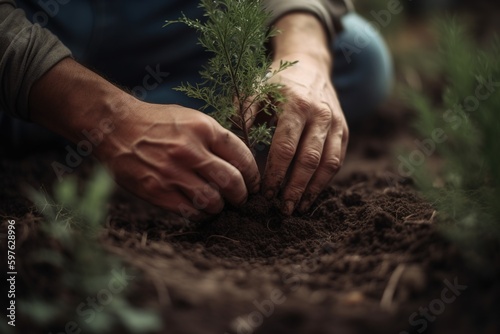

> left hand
[262,53,349,215]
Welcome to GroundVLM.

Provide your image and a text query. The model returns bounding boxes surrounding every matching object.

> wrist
[271,12,332,72]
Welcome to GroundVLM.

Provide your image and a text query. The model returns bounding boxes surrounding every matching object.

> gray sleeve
[0,0,72,120]
[262,0,354,37]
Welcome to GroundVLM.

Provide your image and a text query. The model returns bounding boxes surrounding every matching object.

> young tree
[166,0,296,151]
[405,19,500,269]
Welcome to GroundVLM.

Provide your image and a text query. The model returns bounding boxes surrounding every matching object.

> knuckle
[322,156,342,175]
[333,114,348,132]
[222,169,242,190]
[293,97,313,113]
[316,107,333,124]
[166,143,189,159]
[300,149,322,170]
[141,174,163,195]
[193,115,218,137]
[192,187,223,212]
[226,177,242,194]
[275,140,296,161]
[238,149,255,169]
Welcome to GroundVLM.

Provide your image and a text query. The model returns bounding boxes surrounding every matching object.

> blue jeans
[2,1,393,148]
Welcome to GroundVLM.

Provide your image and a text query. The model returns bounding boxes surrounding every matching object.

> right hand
[97,101,260,221]
[29,58,258,221]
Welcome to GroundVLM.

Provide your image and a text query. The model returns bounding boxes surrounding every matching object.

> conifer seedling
[404,19,500,269]
[165,0,297,151]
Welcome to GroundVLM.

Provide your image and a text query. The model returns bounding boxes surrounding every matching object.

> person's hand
[260,13,349,215]
[262,54,349,215]
[29,58,259,221]
[97,102,260,221]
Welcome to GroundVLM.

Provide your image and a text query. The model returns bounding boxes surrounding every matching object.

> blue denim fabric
[2,1,393,147]
[333,13,394,122]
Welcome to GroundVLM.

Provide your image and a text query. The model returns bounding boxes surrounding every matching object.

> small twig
[141,232,148,247]
[308,198,335,217]
[380,264,406,312]
[404,220,432,225]
[403,213,418,221]
[150,274,172,307]
[429,210,437,223]
[206,235,240,243]
[403,210,437,225]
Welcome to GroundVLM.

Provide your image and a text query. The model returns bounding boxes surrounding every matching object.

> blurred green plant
[21,167,162,333]
[165,0,296,151]
[403,18,500,270]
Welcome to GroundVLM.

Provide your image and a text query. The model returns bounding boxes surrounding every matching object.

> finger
[210,129,261,194]
[298,123,346,214]
[233,96,259,131]
[177,174,226,215]
[262,107,306,200]
[171,193,211,223]
[196,156,250,207]
[137,173,209,222]
[280,115,330,215]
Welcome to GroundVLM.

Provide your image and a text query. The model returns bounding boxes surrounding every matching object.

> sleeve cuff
[263,0,354,38]
[1,2,72,120]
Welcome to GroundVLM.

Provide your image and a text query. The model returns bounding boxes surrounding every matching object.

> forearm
[29,58,138,155]
[271,12,332,72]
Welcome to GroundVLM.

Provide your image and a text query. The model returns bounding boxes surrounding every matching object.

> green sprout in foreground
[166,0,296,151]
[404,18,500,270]
[22,168,162,333]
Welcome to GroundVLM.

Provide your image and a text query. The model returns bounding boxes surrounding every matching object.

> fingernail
[283,200,295,216]
[265,190,274,200]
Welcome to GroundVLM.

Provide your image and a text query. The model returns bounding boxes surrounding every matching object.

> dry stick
[404,220,432,225]
[165,231,199,238]
[380,264,406,312]
[141,232,148,247]
[206,235,240,243]
[403,210,437,225]
[403,213,418,221]
[429,210,437,223]
[308,198,335,217]
[150,274,172,307]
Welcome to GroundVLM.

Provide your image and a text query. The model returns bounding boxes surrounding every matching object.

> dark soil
[1,99,499,334]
